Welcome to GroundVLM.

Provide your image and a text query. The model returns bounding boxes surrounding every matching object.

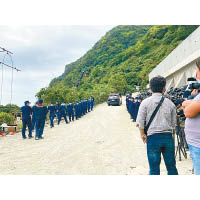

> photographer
[136,76,178,175]
[183,62,200,175]
[187,60,200,99]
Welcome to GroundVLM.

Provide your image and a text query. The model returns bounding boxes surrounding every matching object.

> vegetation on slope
[36,25,198,104]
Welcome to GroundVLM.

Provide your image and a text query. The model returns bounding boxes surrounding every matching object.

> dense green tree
[37,25,199,104]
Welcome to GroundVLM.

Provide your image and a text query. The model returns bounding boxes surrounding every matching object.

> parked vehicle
[107,93,122,106]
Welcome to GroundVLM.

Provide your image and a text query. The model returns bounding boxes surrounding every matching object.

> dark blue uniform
[91,97,95,110]
[135,101,140,121]
[128,100,136,121]
[48,105,56,128]
[67,103,74,122]
[83,101,87,114]
[74,103,79,120]
[80,102,83,116]
[87,99,91,112]
[35,105,48,138]
[55,103,61,125]
[21,105,32,139]
[58,104,68,124]
[31,105,37,131]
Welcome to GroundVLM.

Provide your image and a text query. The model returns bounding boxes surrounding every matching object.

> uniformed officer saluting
[34,99,48,140]
[21,100,33,139]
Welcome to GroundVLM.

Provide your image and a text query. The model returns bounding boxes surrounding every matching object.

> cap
[24,100,31,105]
[38,99,43,104]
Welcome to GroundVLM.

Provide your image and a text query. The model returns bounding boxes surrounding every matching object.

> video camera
[187,77,200,90]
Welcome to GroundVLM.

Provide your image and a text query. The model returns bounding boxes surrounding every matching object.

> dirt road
[0,98,193,175]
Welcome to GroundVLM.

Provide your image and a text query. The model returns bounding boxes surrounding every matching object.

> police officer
[79,102,82,118]
[91,96,95,110]
[74,103,78,120]
[21,100,33,139]
[55,102,61,125]
[128,97,136,122]
[85,100,87,114]
[48,102,56,128]
[31,101,38,131]
[87,99,91,112]
[34,99,48,140]
[135,97,142,121]
[58,103,68,125]
[67,103,74,122]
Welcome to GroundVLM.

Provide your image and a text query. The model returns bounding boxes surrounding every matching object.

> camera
[187,77,200,90]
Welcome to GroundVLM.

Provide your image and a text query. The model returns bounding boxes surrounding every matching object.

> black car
[107,93,122,106]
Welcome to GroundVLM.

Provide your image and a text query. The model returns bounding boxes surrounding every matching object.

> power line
[0,47,21,106]
[0,61,21,72]
[0,47,13,54]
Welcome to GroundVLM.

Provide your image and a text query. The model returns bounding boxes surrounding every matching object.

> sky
[0,26,114,106]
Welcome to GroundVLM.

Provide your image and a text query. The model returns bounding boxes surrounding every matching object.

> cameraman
[183,62,200,175]
[136,76,178,175]
[188,60,200,99]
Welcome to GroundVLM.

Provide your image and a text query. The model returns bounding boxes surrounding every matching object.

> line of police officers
[21,97,95,140]
[126,95,142,122]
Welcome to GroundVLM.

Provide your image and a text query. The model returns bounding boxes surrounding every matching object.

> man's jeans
[147,133,178,175]
[188,144,200,175]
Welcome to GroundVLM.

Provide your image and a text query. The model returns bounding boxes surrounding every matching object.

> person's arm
[171,104,177,128]
[183,100,200,118]
[139,129,147,144]
[136,101,147,144]
[182,100,193,110]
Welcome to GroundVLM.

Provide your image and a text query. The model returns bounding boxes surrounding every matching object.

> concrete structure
[149,26,200,90]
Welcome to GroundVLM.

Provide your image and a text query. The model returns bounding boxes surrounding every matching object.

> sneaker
[35,137,39,140]
[22,137,27,139]
[28,136,33,139]
[39,137,44,139]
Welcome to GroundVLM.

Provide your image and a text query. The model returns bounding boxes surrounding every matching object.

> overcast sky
[0,26,114,106]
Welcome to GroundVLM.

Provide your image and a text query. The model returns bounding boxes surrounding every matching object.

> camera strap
[144,96,165,135]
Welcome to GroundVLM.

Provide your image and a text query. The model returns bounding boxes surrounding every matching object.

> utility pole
[0,47,21,72]
[0,47,21,106]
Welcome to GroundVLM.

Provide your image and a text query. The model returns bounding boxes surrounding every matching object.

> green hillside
[36,25,198,104]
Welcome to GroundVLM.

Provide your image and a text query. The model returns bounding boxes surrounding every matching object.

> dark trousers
[56,112,60,124]
[68,112,74,121]
[147,133,178,175]
[58,113,68,124]
[22,118,32,138]
[35,119,45,138]
[49,114,55,127]
[32,116,36,130]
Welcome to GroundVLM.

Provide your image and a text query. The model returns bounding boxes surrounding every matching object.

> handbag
[144,96,165,135]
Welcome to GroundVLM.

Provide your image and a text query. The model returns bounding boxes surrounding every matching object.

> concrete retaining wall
[149,26,200,90]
